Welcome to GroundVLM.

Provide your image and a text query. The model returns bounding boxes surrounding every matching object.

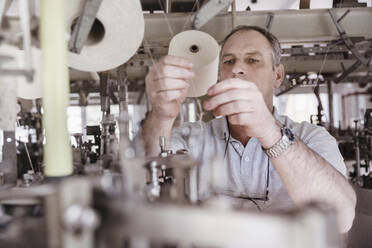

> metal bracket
[329,9,372,83]
[0,0,12,28]
[334,60,362,84]
[265,13,274,31]
[68,0,103,54]
[0,0,34,81]
[191,0,233,29]
[99,72,110,113]
[19,0,33,82]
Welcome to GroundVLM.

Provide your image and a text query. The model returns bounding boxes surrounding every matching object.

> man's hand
[203,78,281,148]
[146,55,194,121]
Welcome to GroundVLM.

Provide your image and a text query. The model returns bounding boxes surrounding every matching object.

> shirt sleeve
[170,125,189,151]
[170,122,207,157]
[300,123,347,177]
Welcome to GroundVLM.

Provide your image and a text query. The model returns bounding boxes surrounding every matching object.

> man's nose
[231,60,245,77]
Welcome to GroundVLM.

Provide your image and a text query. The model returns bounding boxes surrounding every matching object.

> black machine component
[16,111,43,178]
[337,109,372,189]
[141,0,205,13]
[85,125,101,163]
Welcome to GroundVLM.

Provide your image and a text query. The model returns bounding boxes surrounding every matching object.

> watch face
[284,127,295,142]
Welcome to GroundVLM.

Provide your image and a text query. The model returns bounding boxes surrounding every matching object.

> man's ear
[274,64,285,88]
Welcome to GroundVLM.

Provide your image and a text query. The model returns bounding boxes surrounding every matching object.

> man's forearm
[271,140,356,233]
[141,111,175,156]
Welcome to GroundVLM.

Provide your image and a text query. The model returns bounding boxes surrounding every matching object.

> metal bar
[99,72,109,113]
[327,81,334,132]
[18,0,33,82]
[117,64,131,140]
[68,0,103,54]
[231,0,236,29]
[337,9,350,23]
[0,69,33,77]
[0,0,12,28]
[106,200,335,248]
[275,78,301,96]
[334,60,362,83]
[0,131,17,184]
[280,41,372,56]
[191,0,233,29]
[265,13,274,31]
[144,7,372,44]
[329,9,372,72]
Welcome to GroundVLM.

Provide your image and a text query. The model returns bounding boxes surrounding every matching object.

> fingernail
[203,102,210,110]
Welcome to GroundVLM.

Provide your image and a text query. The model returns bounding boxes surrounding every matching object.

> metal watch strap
[264,128,295,158]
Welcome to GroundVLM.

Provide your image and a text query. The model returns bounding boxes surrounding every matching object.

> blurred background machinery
[0,0,372,247]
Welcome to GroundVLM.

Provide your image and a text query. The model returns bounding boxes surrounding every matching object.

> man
[142,25,356,233]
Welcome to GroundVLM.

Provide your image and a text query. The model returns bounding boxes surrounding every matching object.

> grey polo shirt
[170,109,347,211]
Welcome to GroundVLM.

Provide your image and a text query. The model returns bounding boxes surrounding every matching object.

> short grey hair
[220,25,282,69]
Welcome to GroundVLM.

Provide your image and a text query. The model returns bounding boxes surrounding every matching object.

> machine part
[144,7,372,44]
[231,0,236,29]
[353,120,364,187]
[159,136,166,154]
[45,178,96,248]
[117,63,131,140]
[99,72,110,113]
[72,133,88,174]
[145,154,197,170]
[313,84,324,126]
[147,161,161,201]
[62,204,100,236]
[329,9,372,83]
[19,0,33,82]
[327,80,334,133]
[265,12,274,31]
[191,0,233,29]
[144,149,197,202]
[40,0,73,177]
[102,199,340,248]
[68,0,103,54]
[347,186,372,248]
[0,131,17,184]
[0,0,12,28]
[334,60,362,84]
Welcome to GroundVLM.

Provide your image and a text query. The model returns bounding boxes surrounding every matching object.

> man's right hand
[145,55,194,121]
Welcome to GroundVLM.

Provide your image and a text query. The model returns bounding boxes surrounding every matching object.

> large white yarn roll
[66,0,144,72]
[168,30,220,98]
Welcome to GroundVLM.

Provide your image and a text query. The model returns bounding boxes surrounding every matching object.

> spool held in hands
[168,30,220,98]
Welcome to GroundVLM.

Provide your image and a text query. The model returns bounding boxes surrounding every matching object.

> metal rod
[68,0,103,54]
[265,13,274,31]
[334,60,362,83]
[337,9,350,23]
[18,0,33,82]
[231,0,236,29]
[327,81,334,132]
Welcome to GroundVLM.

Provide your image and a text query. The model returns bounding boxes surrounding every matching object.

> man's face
[219,30,283,109]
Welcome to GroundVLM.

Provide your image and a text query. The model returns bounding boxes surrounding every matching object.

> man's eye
[247,58,259,64]
[223,59,234,65]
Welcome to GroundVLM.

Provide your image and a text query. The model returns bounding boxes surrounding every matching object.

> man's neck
[229,124,251,146]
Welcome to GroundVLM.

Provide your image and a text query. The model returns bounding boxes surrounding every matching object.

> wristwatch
[264,127,296,158]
